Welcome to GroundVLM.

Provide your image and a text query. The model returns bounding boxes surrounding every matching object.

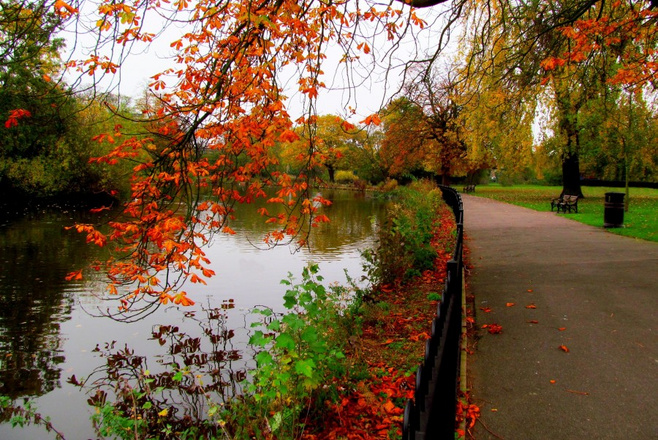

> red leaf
[559,345,569,352]
[482,323,503,334]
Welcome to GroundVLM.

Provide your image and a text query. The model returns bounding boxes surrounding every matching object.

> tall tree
[0,1,77,198]
[457,0,657,195]
[404,70,473,183]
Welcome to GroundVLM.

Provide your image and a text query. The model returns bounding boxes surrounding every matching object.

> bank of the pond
[300,202,458,439]
[0,184,460,439]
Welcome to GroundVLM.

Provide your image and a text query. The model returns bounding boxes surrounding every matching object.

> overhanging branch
[403,0,451,7]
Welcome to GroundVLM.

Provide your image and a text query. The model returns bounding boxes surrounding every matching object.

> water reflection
[0,190,385,439]
[0,209,100,399]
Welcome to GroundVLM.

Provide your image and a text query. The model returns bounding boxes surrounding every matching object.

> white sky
[61,2,458,123]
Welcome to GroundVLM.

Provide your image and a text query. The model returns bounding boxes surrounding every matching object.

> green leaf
[275,333,295,351]
[294,359,316,378]
[283,290,297,309]
[255,351,273,367]
[267,319,281,331]
[301,326,318,344]
[249,330,269,347]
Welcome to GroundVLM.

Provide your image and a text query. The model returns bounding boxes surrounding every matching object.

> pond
[0,189,387,440]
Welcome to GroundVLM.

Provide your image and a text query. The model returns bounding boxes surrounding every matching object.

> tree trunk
[561,152,583,197]
[326,164,335,183]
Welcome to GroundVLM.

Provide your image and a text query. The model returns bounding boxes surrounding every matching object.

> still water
[0,189,386,439]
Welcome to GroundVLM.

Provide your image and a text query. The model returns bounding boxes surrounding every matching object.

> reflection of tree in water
[308,190,387,253]
[230,189,387,253]
[0,209,103,399]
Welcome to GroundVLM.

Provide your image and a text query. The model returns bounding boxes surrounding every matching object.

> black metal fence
[402,185,464,440]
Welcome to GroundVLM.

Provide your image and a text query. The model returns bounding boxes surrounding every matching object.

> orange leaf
[482,323,502,334]
[506,302,516,307]
[525,304,537,309]
[65,270,83,281]
[479,307,492,313]
[527,320,539,324]
[409,332,429,342]
[361,114,381,126]
[89,206,111,213]
[559,345,569,352]
[558,327,567,331]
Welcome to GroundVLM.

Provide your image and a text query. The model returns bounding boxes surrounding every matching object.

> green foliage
[334,169,359,184]
[379,178,399,192]
[0,395,65,439]
[0,3,147,201]
[362,180,443,286]
[238,263,353,438]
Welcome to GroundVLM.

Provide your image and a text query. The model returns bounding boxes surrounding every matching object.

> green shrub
[229,263,356,438]
[362,180,443,287]
[379,178,398,192]
[335,170,359,184]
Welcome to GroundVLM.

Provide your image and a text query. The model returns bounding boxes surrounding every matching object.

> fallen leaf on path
[482,323,503,334]
[559,345,569,352]
[506,302,516,307]
[566,389,589,396]
[527,289,534,292]
[558,327,566,331]
[480,307,492,313]
[527,320,539,324]
[525,304,537,309]
[550,380,556,384]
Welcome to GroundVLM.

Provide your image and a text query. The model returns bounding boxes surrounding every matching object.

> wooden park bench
[463,184,476,193]
[551,194,579,213]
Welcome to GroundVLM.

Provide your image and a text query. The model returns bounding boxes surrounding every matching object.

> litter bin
[604,192,625,228]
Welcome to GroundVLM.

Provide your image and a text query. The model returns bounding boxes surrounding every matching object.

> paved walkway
[462,195,658,440]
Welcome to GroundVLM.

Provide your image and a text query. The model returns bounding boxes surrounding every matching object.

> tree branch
[404,0,451,8]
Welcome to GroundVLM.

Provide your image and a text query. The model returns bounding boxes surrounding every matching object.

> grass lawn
[468,184,658,242]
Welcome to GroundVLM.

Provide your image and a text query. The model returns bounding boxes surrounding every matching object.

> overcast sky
[62,2,457,122]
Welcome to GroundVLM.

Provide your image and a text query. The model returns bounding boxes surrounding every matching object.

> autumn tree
[46,0,448,316]
[369,71,475,185]
[403,69,475,183]
[377,97,428,180]
[457,0,657,195]
[281,115,364,183]
[12,0,625,315]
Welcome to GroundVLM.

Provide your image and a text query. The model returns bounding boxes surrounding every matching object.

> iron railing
[402,185,464,440]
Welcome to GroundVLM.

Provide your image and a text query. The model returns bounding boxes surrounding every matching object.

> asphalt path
[462,195,658,440]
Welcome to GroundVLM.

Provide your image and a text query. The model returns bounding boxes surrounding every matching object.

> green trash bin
[604,192,625,228]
